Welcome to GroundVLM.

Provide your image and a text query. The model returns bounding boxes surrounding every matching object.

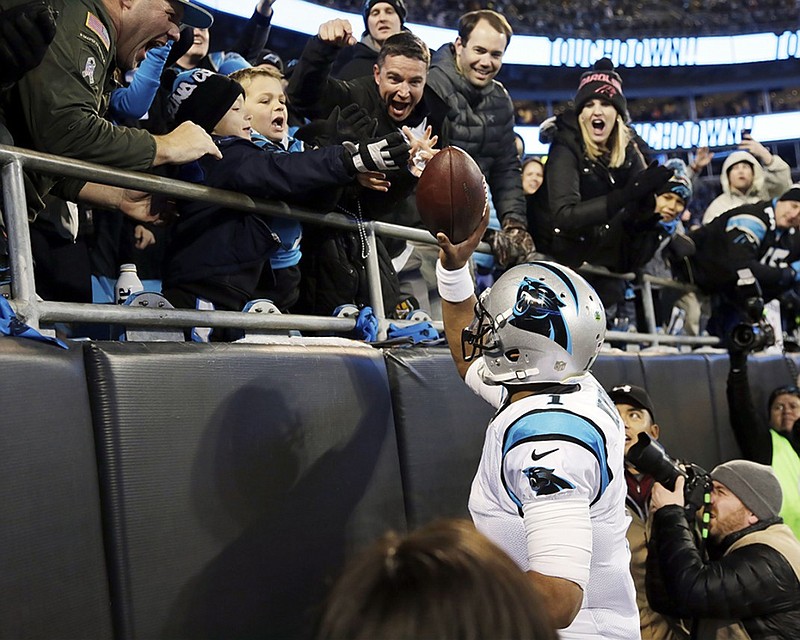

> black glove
[335,103,378,143]
[488,218,540,268]
[606,162,673,215]
[0,1,57,84]
[295,104,378,148]
[341,131,410,174]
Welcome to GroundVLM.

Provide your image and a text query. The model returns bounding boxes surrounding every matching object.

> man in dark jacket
[647,459,800,639]
[678,184,800,337]
[425,9,535,268]
[287,20,447,315]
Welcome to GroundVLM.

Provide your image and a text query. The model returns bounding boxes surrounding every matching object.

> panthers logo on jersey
[509,277,572,353]
[522,465,575,496]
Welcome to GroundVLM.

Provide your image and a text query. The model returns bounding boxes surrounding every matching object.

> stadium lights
[198,0,800,67]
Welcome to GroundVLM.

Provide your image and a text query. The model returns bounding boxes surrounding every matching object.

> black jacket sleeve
[485,92,526,227]
[232,9,272,64]
[286,37,357,120]
[646,506,798,620]
[207,138,352,201]
[726,354,774,463]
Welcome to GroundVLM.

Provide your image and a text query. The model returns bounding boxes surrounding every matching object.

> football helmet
[462,261,605,385]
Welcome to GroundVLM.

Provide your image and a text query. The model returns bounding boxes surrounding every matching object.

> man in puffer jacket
[646,460,800,639]
[425,9,536,269]
[701,136,791,224]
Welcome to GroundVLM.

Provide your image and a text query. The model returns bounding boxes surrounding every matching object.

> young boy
[161,68,410,334]
[229,66,305,311]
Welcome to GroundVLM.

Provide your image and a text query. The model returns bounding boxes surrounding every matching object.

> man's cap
[574,57,627,120]
[176,1,214,29]
[255,49,285,74]
[168,68,244,134]
[362,0,407,31]
[778,183,800,203]
[711,460,783,521]
[608,384,656,421]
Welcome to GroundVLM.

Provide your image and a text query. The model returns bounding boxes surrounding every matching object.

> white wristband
[436,259,474,303]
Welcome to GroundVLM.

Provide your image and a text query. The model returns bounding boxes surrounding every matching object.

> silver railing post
[640,279,659,343]
[363,222,388,339]
[1,156,39,327]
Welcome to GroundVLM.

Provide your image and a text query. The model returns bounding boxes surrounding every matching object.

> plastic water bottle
[115,263,143,305]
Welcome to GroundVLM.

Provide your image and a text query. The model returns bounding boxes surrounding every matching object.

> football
[416,146,486,244]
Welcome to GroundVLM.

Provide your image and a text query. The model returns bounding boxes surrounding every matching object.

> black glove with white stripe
[341,132,410,174]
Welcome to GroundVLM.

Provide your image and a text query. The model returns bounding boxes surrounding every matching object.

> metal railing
[0,144,719,346]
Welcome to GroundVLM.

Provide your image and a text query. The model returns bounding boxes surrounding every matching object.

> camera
[626,433,711,510]
[729,269,775,353]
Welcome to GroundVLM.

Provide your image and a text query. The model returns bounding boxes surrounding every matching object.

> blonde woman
[532,58,672,318]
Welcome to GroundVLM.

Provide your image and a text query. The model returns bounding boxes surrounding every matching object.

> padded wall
[386,347,800,528]
[385,346,497,529]
[0,338,112,640]
[83,341,406,640]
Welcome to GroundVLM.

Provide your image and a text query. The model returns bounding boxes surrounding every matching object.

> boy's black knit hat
[574,58,627,119]
[168,68,244,134]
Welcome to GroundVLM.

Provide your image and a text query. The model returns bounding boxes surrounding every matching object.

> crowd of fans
[320,0,798,37]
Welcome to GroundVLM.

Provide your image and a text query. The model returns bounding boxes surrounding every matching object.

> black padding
[84,341,405,640]
[592,353,647,390]
[384,346,495,529]
[639,354,722,470]
[0,338,112,639]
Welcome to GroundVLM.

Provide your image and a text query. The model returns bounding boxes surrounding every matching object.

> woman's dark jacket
[530,110,658,271]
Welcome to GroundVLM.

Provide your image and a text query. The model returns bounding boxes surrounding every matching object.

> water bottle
[115,263,143,305]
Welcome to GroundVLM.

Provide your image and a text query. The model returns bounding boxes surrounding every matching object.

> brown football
[416,146,486,244]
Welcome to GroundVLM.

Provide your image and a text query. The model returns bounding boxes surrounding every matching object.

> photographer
[727,341,800,538]
[609,384,689,640]
[674,184,800,340]
[646,460,800,638]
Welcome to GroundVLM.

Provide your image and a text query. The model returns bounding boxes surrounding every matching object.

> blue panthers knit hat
[657,158,693,204]
[168,68,244,134]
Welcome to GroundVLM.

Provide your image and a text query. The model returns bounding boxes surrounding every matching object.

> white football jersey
[466,361,640,640]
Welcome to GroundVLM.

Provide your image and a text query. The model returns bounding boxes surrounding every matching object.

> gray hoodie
[701,150,791,224]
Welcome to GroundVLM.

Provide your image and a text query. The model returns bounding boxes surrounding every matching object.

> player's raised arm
[437,196,490,380]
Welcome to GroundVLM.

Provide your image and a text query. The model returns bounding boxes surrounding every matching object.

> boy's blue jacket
[163,136,352,288]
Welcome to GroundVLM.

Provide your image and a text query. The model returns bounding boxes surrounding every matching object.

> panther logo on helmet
[463,261,605,386]
[509,278,571,354]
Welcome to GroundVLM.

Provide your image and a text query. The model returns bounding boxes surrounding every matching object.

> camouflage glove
[488,219,538,269]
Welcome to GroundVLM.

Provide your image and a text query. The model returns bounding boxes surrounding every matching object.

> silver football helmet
[462,261,606,385]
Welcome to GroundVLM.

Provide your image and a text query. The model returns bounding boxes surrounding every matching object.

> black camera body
[730,270,775,353]
[626,433,711,510]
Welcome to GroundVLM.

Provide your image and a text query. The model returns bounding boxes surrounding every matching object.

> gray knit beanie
[711,460,782,521]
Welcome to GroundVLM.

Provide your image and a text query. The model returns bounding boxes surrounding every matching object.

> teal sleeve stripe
[502,410,610,499]
[726,214,767,242]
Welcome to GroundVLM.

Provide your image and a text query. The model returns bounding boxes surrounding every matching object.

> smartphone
[741,128,752,140]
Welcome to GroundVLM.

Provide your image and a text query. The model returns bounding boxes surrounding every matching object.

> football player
[435,209,639,638]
